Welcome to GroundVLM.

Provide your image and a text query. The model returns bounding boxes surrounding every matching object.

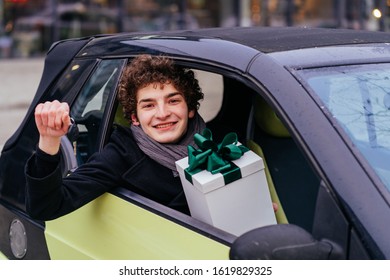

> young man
[25,54,205,220]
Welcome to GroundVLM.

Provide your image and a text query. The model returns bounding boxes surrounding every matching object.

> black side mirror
[230,224,343,260]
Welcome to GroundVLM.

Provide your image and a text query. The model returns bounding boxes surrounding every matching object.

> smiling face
[131,82,195,144]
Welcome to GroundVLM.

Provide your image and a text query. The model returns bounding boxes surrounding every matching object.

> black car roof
[173,27,390,52]
[77,26,390,56]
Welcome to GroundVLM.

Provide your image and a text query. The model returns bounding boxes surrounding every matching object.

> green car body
[45,194,229,259]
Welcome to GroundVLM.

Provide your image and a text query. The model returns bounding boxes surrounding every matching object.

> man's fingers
[34,103,44,128]
[53,102,70,130]
[61,111,72,133]
[34,101,70,133]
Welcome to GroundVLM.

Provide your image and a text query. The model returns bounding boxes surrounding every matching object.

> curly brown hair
[118,54,203,121]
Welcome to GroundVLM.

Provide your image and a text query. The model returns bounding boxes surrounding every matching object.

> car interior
[248,95,320,231]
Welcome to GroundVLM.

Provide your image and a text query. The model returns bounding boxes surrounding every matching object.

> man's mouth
[154,122,176,129]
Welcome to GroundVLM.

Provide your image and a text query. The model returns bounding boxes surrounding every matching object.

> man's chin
[153,134,181,144]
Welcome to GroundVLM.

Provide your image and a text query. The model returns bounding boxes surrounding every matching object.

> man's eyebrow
[138,98,153,104]
[166,92,182,98]
[138,92,182,104]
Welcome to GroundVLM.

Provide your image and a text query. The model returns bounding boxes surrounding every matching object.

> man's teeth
[156,123,173,128]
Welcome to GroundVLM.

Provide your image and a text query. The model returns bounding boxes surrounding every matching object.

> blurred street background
[0,0,390,147]
[0,58,43,149]
[1,0,389,59]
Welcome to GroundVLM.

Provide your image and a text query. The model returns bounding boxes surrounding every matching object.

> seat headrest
[254,97,290,138]
[114,103,129,126]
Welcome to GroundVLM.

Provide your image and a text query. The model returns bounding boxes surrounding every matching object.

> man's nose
[155,103,170,118]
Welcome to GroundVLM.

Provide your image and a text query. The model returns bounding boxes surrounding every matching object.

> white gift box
[175,149,276,236]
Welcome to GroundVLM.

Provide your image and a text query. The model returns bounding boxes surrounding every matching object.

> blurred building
[1,0,389,58]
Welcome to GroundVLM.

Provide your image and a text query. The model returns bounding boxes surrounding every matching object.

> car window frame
[59,58,126,174]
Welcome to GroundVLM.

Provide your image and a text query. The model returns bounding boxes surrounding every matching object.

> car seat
[113,103,129,127]
[250,96,320,231]
[247,96,288,224]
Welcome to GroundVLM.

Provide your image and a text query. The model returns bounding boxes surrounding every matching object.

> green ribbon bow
[184,128,249,184]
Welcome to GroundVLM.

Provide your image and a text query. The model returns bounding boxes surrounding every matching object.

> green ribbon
[184,128,249,185]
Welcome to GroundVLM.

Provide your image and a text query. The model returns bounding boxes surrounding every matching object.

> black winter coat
[25,125,189,220]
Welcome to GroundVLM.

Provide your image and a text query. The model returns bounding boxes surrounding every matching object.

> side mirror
[229,224,343,260]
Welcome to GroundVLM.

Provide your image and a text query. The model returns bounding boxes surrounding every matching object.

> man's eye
[142,104,154,109]
[170,99,181,104]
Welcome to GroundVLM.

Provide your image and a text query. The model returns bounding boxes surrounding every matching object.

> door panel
[45,193,229,259]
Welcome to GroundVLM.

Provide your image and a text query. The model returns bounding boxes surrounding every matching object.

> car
[1,26,390,260]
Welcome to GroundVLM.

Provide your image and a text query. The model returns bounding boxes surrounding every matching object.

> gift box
[175,129,276,236]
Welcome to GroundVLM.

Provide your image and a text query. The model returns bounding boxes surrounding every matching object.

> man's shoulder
[112,124,133,136]
[109,125,138,150]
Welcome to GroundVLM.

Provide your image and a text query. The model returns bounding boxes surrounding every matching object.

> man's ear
[131,114,140,125]
[188,110,195,119]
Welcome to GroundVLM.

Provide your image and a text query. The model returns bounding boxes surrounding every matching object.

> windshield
[298,63,390,191]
